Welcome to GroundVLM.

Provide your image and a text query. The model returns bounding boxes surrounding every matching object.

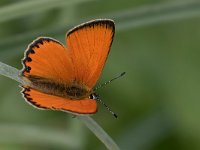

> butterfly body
[22,75,92,100]
[20,19,115,115]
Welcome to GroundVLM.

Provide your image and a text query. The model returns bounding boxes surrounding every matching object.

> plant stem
[0,61,120,150]
[0,61,21,83]
[78,116,120,150]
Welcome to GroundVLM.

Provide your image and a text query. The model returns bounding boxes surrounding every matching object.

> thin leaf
[0,0,91,23]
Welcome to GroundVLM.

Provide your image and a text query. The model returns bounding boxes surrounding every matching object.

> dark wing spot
[27,57,32,62]
[30,49,35,54]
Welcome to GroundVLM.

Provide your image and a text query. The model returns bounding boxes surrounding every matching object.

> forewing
[66,19,115,88]
[21,37,74,84]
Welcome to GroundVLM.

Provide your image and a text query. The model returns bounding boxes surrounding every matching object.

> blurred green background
[1,0,200,149]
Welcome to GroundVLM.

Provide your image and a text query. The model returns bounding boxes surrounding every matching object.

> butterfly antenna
[94,72,126,91]
[96,96,118,118]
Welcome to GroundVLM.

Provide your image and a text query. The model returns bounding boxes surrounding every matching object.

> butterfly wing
[20,37,97,114]
[21,37,74,84]
[22,86,97,114]
[66,19,115,88]
[20,19,114,114]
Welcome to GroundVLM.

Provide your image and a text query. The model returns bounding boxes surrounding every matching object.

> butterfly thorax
[22,75,92,100]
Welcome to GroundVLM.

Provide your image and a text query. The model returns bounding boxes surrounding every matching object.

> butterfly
[20,19,116,117]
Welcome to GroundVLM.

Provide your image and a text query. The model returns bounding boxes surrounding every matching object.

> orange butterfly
[20,19,116,117]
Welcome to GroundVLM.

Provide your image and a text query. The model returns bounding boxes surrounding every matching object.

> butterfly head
[89,92,99,100]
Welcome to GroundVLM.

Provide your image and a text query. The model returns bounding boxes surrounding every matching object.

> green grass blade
[0,0,91,23]
[0,61,21,83]
[0,61,120,150]
[1,0,200,54]
[113,0,200,30]
[78,116,120,150]
[0,123,81,149]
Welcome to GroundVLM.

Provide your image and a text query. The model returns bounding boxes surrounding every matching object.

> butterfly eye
[89,94,94,99]
[89,93,98,100]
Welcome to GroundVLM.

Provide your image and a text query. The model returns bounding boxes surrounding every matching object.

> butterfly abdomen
[23,75,91,100]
